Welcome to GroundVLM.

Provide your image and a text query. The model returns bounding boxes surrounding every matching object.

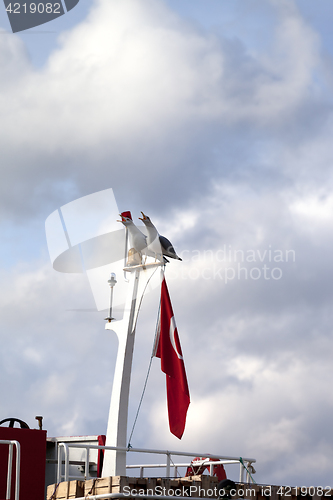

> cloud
[0,0,329,221]
[129,179,333,486]
[1,0,333,488]
[2,178,333,486]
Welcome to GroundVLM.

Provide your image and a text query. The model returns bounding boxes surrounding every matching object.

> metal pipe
[57,443,69,483]
[55,441,256,483]
[6,443,13,500]
[85,446,90,480]
[60,442,256,464]
[166,452,171,478]
[0,440,20,500]
[14,442,20,500]
[57,443,62,483]
[239,461,244,483]
[64,444,69,481]
[109,286,114,319]
[126,460,240,469]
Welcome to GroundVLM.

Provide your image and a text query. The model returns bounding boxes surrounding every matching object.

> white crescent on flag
[169,316,183,360]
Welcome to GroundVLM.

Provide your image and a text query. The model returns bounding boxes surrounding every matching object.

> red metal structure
[0,423,46,500]
[185,457,227,481]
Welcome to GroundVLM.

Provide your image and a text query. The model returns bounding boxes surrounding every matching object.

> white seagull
[139,212,182,261]
[118,211,147,261]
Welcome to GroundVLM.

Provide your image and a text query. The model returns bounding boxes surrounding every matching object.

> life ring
[185,457,227,481]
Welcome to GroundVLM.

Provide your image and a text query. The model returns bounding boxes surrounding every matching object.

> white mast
[101,261,162,477]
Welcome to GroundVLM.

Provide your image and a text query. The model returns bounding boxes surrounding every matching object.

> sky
[1,0,333,489]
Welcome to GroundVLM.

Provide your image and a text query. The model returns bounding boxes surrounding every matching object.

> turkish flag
[155,278,190,439]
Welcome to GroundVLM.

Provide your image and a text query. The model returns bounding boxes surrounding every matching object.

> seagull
[138,213,163,262]
[118,211,147,261]
[139,212,182,261]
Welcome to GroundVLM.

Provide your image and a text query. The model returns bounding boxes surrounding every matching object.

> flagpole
[127,268,165,447]
[151,266,165,357]
[102,262,162,477]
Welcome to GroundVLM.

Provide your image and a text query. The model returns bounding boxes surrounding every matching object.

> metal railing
[56,442,256,484]
[0,439,21,500]
[126,459,249,480]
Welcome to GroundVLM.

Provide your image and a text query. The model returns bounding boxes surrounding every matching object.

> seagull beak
[139,211,147,221]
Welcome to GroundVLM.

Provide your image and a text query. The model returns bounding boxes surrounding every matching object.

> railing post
[64,444,69,481]
[166,453,171,478]
[6,443,13,500]
[14,442,20,500]
[57,444,63,483]
[2,440,21,500]
[239,460,245,483]
[57,443,69,483]
[140,467,144,478]
[246,464,249,483]
[85,447,90,480]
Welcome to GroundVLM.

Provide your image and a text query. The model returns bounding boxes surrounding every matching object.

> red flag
[155,278,190,439]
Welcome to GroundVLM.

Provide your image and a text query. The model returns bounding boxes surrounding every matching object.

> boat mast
[102,262,162,477]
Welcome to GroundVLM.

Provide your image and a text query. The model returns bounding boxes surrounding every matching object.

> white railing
[56,442,256,484]
[0,439,21,500]
[126,459,248,480]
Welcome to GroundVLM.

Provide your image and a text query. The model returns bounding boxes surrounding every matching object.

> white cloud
[0,0,328,221]
[1,0,333,488]
[2,180,333,486]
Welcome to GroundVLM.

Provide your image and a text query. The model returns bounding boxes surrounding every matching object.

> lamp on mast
[105,272,117,323]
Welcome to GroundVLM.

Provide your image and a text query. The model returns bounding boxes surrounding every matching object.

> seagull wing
[159,235,182,260]
[127,223,147,252]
